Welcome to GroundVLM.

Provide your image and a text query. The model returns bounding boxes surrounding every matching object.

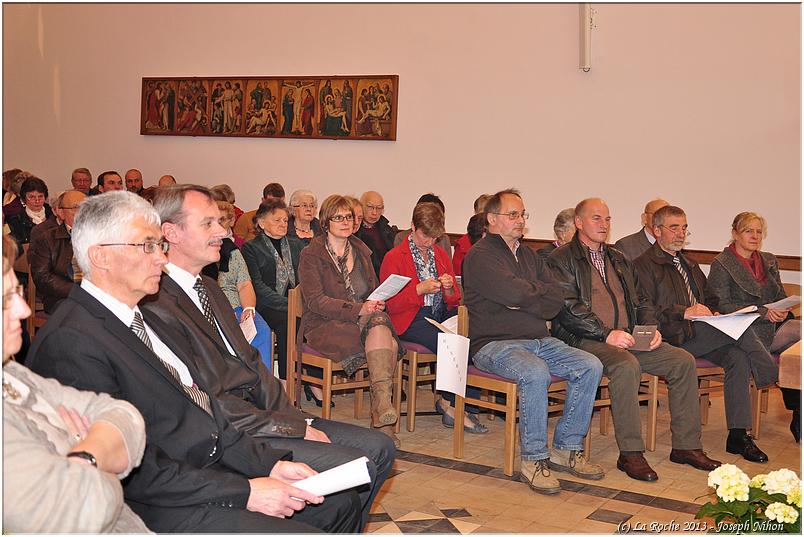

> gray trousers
[576,340,702,452]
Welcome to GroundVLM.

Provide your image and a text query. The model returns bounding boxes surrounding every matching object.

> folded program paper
[293,456,371,497]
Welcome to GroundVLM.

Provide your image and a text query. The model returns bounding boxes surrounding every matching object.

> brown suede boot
[377,425,401,448]
[366,348,398,426]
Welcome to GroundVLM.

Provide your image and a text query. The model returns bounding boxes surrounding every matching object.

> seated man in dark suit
[27,191,360,534]
[355,190,397,277]
[613,198,668,261]
[633,205,778,463]
[28,189,86,313]
[141,184,394,531]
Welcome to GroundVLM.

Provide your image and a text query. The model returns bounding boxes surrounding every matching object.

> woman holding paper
[298,194,404,446]
[381,202,487,434]
[243,198,306,382]
[204,200,273,374]
[705,211,801,440]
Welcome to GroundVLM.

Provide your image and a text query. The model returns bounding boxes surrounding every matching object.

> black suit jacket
[141,273,309,438]
[27,285,291,523]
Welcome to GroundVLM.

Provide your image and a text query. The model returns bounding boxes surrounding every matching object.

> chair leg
[645,375,658,452]
[454,393,466,460]
[760,388,769,413]
[503,385,517,477]
[699,378,710,425]
[407,354,419,432]
[583,424,592,456]
[322,363,333,420]
[354,369,365,419]
[750,383,762,440]
[394,359,403,434]
[599,386,610,436]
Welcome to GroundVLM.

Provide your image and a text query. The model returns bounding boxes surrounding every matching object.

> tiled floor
[301,383,801,534]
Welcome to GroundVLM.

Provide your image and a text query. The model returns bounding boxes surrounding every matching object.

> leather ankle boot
[366,349,398,427]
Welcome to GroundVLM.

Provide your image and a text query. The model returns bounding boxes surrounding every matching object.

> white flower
[707,465,750,503]
[763,469,800,497]
[787,486,802,509]
[765,502,799,524]
[749,474,767,488]
[708,464,748,488]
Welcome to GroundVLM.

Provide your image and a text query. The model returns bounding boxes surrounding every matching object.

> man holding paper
[634,205,778,462]
[463,189,605,495]
[548,198,721,482]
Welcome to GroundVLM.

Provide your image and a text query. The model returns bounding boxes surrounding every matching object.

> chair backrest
[783,282,802,318]
[25,264,36,335]
[287,286,303,360]
[457,305,469,337]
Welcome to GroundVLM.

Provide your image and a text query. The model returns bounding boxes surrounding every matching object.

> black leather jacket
[547,235,657,346]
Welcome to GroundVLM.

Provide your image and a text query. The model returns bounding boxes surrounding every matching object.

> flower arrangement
[696,465,802,533]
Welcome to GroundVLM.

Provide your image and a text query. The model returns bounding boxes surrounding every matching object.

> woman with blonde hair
[706,211,801,441]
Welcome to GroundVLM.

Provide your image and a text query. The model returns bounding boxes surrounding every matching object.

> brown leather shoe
[616,452,658,481]
[669,449,721,471]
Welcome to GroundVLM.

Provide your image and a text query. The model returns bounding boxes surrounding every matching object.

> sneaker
[548,449,605,480]
[519,458,561,495]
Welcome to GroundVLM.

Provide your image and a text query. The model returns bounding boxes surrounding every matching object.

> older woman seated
[202,200,274,373]
[705,211,802,441]
[298,195,404,446]
[538,207,576,258]
[287,189,322,244]
[242,199,305,384]
[6,176,54,247]
[2,234,150,533]
[382,202,487,433]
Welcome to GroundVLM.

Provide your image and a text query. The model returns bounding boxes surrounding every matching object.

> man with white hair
[28,191,360,533]
[355,190,398,277]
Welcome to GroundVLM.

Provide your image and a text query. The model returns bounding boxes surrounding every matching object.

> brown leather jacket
[633,242,707,347]
[28,218,75,313]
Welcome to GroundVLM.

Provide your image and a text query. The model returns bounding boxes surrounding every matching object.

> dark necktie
[193,277,217,329]
[130,311,212,416]
[672,256,698,306]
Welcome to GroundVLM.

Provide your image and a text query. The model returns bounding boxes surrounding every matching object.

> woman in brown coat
[298,195,403,446]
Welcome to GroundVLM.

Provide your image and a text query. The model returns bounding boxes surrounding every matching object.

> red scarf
[729,243,767,284]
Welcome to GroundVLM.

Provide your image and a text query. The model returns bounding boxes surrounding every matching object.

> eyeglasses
[292,203,317,210]
[490,211,529,221]
[97,240,170,254]
[365,204,384,211]
[659,225,691,237]
[3,284,24,310]
[330,214,355,222]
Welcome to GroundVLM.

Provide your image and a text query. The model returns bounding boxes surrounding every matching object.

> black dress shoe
[303,384,334,408]
[616,453,658,481]
[791,410,801,443]
[669,449,721,471]
[726,433,768,462]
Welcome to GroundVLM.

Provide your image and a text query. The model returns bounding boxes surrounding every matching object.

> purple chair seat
[301,343,327,359]
[401,341,435,354]
[467,365,565,385]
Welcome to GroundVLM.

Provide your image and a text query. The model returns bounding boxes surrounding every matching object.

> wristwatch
[67,450,98,467]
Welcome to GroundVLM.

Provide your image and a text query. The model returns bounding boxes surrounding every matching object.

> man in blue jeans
[462,188,604,495]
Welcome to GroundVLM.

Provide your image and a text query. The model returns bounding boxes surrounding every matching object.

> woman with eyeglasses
[242,198,305,385]
[381,202,488,434]
[2,233,151,532]
[6,176,54,247]
[298,195,405,446]
[286,189,322,245]
[202,200,274,375]
[705,211,802,442]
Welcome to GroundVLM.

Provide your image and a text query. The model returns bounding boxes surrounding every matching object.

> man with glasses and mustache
[28,191,360,533]
[548,198,721,482]
[28,189,86,313]
[463,188,605,495]
[356,190,398,277]
[633,205,777,463]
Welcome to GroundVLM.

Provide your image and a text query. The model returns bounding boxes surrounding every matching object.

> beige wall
[4,3,800,256]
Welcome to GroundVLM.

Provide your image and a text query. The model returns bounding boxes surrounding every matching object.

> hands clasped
[247,461,323,518]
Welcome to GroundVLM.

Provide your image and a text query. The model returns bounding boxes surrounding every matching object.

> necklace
[295,225,312,234]
[3,380,21,400]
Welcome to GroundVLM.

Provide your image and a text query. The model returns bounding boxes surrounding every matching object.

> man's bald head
[158,175,176,187]
[641,198,669,228]
[125,169,143,193]
[360,191,384,225]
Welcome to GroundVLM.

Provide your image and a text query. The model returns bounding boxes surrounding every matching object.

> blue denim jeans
[234,306,273,373]
[472,337,603,460]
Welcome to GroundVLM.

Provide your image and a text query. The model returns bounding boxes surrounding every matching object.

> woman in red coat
[381,202,487,434]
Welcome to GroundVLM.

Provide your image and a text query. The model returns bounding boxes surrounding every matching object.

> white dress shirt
[164,263,237,356]
[81,279,195,386]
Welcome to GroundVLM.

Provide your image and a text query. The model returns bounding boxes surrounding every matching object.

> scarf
[325,237,356,302]
[25,206,46,225]
[262,233,295,297]
[729,243,767,285]
[408,234,444,315]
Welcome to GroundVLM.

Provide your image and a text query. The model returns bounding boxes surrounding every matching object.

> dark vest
[590,257,629,331]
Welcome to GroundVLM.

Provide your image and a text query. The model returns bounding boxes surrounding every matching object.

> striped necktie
[672,256,697,306]
[130,311,212,416]
[193,278,217,329]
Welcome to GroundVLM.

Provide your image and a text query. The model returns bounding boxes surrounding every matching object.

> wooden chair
[452,305,659,477]
[286,287,402,421]
[24,264,48,335]
[399,341,438,432]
